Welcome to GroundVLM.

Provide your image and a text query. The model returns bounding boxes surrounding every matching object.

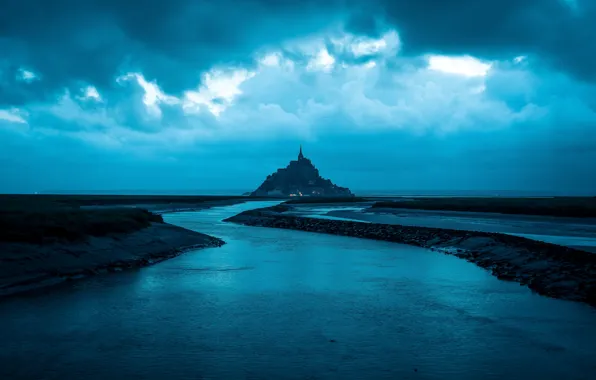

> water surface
[312,206,596,253]
[1,201,595,379]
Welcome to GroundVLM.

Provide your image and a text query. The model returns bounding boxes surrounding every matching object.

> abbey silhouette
[251,146,353,197]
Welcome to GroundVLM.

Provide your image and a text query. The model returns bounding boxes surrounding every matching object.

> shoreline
[0,198,256,299]
[0,222,225,298]
[326,207,596,254]
[226,207,596,307]
[368,197,596,218]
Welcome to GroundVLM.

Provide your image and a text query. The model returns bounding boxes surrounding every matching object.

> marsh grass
[0,203,164,244]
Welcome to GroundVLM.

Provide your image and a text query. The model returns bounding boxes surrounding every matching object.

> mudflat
[369,196,596,218]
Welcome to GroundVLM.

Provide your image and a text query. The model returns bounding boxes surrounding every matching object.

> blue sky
[1,0,595,194]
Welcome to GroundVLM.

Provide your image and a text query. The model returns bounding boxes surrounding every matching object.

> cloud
[81,86,102,101]
[0,0,348,106]
[353,0,596,82]
[183,69,256,116]
[427,55,492,77]
[17,68,39,83]
[0,108,27,124]
[3,0,595,108]
[1,1,596,194]
[3,27,590,143]
[306,48,336,73]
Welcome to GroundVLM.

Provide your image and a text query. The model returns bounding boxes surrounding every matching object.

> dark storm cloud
[0,0,347,106]
[1,0,595,107]
[357,0,596,81]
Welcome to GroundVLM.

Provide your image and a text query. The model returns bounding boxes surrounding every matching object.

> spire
[298,144,304,160]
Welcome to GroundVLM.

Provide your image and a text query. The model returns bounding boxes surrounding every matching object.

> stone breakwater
[226,208,596,307]
[0,223,225,298]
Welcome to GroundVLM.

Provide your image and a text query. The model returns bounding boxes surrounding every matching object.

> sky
[1,0,595,195]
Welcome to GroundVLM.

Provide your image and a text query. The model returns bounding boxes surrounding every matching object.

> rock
[250,146,353,197]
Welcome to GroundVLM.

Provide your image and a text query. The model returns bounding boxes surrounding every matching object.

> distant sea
[353,189,594,197]
[34,189,594,197]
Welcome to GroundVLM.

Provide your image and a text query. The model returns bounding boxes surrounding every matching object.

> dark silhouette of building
[251,146,354,197]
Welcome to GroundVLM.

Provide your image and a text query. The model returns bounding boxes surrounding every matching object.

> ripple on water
[0,202,595,380]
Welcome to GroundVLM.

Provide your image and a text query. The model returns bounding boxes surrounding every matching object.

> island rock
[251,146,354,197]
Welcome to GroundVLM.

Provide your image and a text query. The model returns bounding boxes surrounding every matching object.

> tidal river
[1,202,595,379]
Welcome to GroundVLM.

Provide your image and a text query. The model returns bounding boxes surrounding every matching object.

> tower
[298,144,304,160]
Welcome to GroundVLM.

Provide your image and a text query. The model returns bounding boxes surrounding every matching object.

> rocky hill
[251,147,354,197]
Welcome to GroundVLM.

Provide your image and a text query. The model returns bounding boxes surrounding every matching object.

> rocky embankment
[226,207,596,307]
[0,223,224,297]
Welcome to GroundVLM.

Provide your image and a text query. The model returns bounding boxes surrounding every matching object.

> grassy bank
[0,206,164,244]
[0,194,247,244]
[0,194,230,297]
[0,194,253,208]
[371,197,596,218]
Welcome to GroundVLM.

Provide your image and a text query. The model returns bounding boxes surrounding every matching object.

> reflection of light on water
[138,202,284,295]
[135,269,169,293]
[509,233,596,248]
[135,265,238,294]
[288,205,370,223]
[304,207,365,214]
[197,271,236,288]
[304,214,371,223]
[288,206,367,221]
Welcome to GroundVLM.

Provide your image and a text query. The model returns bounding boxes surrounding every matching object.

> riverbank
[278,195,596,218]
[0,194,254,208]
[0,196,234,297]
[226,207,596,307]
[0,222,224,297]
